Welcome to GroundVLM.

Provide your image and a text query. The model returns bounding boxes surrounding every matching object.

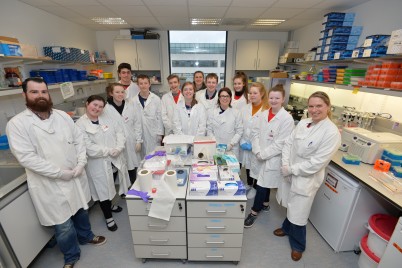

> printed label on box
[52,47,61,53]
[363,39,373,47]
[363,49,372,57]
[334,52,341,60]
[326,38,331,45]
[65,48,70,53]
[352,49,360,58]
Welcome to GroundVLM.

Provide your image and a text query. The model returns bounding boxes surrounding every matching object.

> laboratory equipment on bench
[309,163,392,252]
[378,217,402,267]
[340,127,372,152]
[348,132,402,164]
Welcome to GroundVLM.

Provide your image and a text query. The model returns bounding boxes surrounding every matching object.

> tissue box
[0,42,22,56]
[191,165,218,181]
[189,181,218,196]
[217,181,246,196]
[218,166,235,181]
[193,136,216,160]
[222,152,241,173]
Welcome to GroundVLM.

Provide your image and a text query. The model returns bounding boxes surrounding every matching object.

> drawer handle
[206,210,227,213]
[151,252,170,256]
[148,224,168,228]
[150,239,169,243]
[206,241,225,244]
[205,226,226,229]
[205,255,224,258]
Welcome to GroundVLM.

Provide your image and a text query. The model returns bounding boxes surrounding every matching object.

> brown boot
[291,250,302,261]
[273,228,286,237]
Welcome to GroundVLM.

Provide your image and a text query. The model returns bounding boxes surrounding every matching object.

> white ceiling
[19,0,371,32]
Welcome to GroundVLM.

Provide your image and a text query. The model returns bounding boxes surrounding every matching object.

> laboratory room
[1,0,402,267]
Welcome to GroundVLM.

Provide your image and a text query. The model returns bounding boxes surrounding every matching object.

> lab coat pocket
[264,155,281,171]
[291,176,314,197]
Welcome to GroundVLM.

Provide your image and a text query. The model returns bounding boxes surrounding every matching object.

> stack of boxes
[358,35,391,58]
[359,62,402,89]
[43,46,91,63]
[343,68,367,85]
[30,69,87,84]
[316,12,363,61]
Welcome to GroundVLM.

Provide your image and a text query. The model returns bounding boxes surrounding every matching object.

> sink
[0,166,25,187]
[0,165,27,200]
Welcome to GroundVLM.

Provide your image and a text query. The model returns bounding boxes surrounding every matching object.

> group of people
[6,63,340,267]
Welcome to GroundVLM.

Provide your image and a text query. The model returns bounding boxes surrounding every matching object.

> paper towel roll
[164,170,178,192]
[138,169,153,192]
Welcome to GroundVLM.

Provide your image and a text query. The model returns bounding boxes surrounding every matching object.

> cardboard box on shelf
[284,52,305,58]
[0,36,19,44]
[20,44,38,58]
[270,71,288,78]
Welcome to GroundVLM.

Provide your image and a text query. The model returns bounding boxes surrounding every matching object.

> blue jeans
[281,217,306,252]
[251,184,270,212]
[54,208,95,265]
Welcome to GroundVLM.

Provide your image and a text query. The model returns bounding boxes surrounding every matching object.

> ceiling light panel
[92,17,127,25]
[251,19,285,26]
[191,18,221,25]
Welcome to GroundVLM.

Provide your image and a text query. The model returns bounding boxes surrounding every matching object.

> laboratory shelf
[291,80,402,97]
[0,79,110,97]
[0,55,114,66]
[280,55,402,67]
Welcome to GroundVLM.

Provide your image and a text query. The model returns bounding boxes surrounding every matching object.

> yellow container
[103,72,113,79]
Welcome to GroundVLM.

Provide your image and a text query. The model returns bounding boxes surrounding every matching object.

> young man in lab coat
[118,62,139,100]
[6,78,106,268]
[161,74,183,135]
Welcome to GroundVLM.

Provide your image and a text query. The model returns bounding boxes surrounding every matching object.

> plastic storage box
[0,43,22,56]
[328,26,363,36]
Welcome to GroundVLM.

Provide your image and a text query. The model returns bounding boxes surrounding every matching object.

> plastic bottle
[307,64,317,81]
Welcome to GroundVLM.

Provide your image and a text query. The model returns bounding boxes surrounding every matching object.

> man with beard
[6,78,106,268]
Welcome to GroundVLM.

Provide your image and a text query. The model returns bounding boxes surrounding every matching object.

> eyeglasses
[219,95,230,99]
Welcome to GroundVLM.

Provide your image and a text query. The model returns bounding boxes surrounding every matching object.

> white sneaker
[245,184,252,191]
[247,188,256,200]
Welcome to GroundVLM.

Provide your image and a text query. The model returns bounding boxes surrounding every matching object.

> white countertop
[331,150,402,209]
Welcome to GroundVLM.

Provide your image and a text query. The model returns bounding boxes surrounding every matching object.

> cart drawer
[129,216,186,232]
[187,201,246,218]
[132,231,186,246]
[188,233,243,247]
[188,247,241,261]
[127,199,185,217]
[133,245,187,259]
[187,218,244,233]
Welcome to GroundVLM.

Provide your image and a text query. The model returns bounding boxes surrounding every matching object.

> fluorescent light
[92,17,127,25]
[251,19,285,26]
[191,18,221,25]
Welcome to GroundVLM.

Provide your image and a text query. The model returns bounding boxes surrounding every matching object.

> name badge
[101,125,109,132]
[124,116,129,123]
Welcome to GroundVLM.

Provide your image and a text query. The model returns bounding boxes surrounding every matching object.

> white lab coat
[6,109,90,226]
[207,106,243,159]
[103,102,142,170]
[132,92,164,156]
[281,117,341,226]
[251,107,294,188]
[239,104,262,169]
[195,89,219,111]
[173,100,207,136]
[120,80,139,100]
[161,91,183,135]
[76,113,130,201]
[231,93,248,111]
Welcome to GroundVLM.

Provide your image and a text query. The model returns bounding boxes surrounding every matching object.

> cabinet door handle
[138,58,142,68]
[150,239,169,243]
[206,210,227,214]
[254,59,257,69]
[152,252,170,256]
[205,226,226,229]
[148,224,167,228]
[206,241,225,244]
[258,58,261,68]
[205,255,224,258]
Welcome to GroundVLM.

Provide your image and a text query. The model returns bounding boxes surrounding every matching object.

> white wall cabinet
[235,40,280,70]
[114,39,161,71]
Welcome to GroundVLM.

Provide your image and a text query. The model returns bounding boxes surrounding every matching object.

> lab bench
[331,150,402,209]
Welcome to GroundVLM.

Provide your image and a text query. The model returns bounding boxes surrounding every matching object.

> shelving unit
[0,55,114,66]
[280,55,402,67]
[291,80,402,97]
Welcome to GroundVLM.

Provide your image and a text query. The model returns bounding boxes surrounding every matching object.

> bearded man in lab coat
[6,78,106,268]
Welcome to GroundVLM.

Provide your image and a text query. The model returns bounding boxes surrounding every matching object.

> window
[169,31,227,85]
